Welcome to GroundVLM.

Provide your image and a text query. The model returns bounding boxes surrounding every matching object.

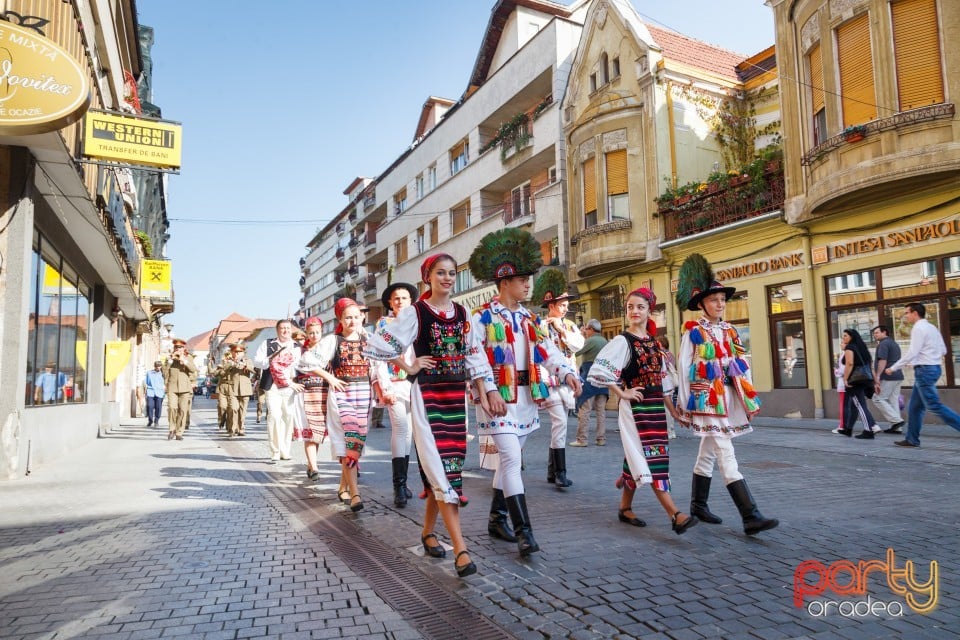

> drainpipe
[800,233,824,418]
[665,78,678,189]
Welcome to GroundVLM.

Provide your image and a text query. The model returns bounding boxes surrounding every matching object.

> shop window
[599,286,624,322]
[827,270,877,306]
[26,232,91,407]
[769,283,806,388]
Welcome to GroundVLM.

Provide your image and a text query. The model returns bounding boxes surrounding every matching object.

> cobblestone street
[2,398,957,639]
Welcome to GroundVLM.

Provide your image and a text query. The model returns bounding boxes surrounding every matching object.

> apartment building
[300,0,590,324]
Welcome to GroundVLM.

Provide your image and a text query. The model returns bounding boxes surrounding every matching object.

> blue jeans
[905,365,960,445]
[146,395,163,424]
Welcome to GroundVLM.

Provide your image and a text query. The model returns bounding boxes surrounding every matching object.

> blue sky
[136,0,776,341]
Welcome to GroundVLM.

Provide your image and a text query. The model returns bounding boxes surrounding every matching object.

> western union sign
[83,110,182,169]
[139,259,172,297]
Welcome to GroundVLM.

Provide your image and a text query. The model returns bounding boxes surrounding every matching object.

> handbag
[848,364,874,386]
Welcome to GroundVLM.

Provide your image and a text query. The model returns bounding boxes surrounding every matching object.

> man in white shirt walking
[885,302,960,447]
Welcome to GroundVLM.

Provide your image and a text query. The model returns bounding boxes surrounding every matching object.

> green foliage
[134,229,153,257]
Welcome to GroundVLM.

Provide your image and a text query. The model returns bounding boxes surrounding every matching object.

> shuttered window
[808,44,825,115]
[582,157,596,215]
[892,0,944,111]
[451,202,469,235]
[605,149,628,195]
[837,14,876,127]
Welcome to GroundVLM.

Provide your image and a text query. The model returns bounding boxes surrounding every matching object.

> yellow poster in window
[104,341,131,384]
[139,260,172,297]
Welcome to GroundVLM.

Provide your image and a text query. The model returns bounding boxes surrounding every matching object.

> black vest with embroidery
[330,336,368,382]
[411,300,468,383]
[619,332,663,391]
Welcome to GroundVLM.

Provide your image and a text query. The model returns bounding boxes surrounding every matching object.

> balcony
[660,165,785,242]
[363,195,376,211]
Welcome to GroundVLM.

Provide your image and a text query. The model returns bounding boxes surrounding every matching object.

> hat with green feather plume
[675,253,736,311]
[469,227,543,282]
[532,268,577,306]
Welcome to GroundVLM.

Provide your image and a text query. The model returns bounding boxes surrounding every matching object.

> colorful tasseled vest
[476,302,549,404]
[683,318,761,416]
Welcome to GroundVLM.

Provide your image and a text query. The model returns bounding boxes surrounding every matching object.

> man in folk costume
[469,228,582,557]
[675,254,778,536]
[532,268,583,490]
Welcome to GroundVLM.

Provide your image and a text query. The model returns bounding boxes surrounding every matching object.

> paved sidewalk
[2,399,959,639]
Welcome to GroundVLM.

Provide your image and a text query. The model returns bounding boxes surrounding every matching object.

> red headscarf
[627,287,658,337]
[302,316,322,347]
[419,253,456,301]
[334,298,362,335]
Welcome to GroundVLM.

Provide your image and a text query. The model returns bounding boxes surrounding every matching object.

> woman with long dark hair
[838,329,881,439]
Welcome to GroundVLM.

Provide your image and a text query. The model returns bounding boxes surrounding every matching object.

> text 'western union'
[90,119,176,148]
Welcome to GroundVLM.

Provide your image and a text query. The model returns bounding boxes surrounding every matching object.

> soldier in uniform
[163,338,197,440]
[230,343,255,436]
[215,349,236,432]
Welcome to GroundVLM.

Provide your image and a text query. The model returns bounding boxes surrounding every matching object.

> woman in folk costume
[469,228,581,558]
[365,254,500,578]
[587,288,698,535]
[309,298,372,513]
[293,317,330,482]
[370,282,420,507]
[532,268,584,490]
[675,254,779,536]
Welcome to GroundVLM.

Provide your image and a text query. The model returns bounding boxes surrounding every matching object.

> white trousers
[387,399,413,457]
[871,379,904,425]
[491,433,528,498]
[545,393,568,448]
[265,386,296,458]
[693,436,743,485]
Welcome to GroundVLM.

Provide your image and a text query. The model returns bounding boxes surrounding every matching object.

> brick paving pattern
[1,398,957,639]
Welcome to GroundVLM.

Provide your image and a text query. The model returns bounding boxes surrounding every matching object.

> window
[769,283,807,389]
[393,187,407,216]
[26,231,91,406]
[582,156,597,227]
[450,139,469,175]
[511,182,531,221]
[549,238,559,266]
[428,164,437,191]
[394,238,408,264]
[612,56,621,79]
[429,218,439,246]
[415,174,425,200]
[599,53,609,85]
[808,43,826,145]
[891,0,944,111]
[548,165,557,183]
[589,73,597,93]
[825,255,960,388]
[415,227,425,253]
[605,149,629,221]
[837,13,876,127]
[451,201,469,235]
[455,265,474,294]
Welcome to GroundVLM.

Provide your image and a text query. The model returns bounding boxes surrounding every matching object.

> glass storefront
[825,253,959,388]
[26,230,91,406]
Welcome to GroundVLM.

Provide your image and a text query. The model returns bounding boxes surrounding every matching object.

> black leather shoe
[454,550,477,577]
[618,509,647,527]
[672,512,699,535]
[884,421,904,434]
[421,533,446,558]
[854,431,875,439]
[894,439,919,448]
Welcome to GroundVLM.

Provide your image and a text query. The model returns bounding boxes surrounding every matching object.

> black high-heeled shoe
[421,533,446,558]
[672,511,699,535]
[455,550,477,577]
[350,495,364,512]
[618,508,647,527]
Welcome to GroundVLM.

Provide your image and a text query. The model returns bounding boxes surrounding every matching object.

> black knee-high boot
[505,493,539,557]
[727,479,779,535]
[402,455,412,499]
[391,457,407,508]
[690,474,722,524]
[552,448,573,488]
[547,448,555,483]
[487,489,517,542]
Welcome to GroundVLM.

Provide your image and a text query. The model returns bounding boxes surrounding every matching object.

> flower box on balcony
[843,125,867,143]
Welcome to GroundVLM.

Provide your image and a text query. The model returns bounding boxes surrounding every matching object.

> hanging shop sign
[83,110,182,170]
[139,259,172,298]
[0,19,91,135]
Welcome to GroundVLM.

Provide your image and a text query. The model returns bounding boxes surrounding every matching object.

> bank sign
[83,110,182,170]
[0,19,90,135]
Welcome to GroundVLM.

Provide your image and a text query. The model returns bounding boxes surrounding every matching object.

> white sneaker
[870,424,882,433]
[270,453,281,461]
[831,428,844,434]
[568,441,588,447]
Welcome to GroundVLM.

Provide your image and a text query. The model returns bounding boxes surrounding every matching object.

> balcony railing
[660,166,785,241]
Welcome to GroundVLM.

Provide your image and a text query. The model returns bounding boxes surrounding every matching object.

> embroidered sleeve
[365,305,417,361]
[587,336,629,387]
[467,309,496,391]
